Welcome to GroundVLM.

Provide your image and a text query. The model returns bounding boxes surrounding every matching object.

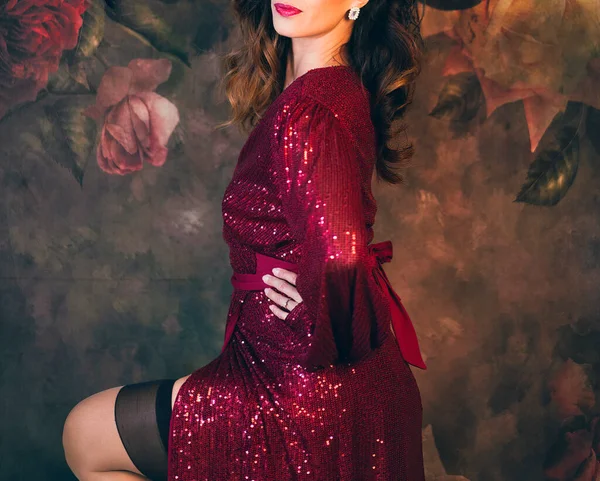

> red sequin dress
[167,65,427,481]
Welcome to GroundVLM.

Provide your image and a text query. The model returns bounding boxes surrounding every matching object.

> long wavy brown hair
[215,0,424,185]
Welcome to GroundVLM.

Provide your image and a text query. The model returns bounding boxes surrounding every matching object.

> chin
[273,20,315,39]
[273,26,296,38]
[273,24,300,38]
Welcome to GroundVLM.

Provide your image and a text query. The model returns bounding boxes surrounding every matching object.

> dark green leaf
[43,97,98,186]
[47,60,91,94]
[429,72,483,122]
[515,103,586,206]
[71,0,106,60]
[105,0,191,67]
[50,0,105,94]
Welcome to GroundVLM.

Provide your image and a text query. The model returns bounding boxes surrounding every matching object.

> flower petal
[106,123,138,155]
[128,95,151,148]
[110,138,143,175]
[475,69,536,117]
[127,58,172,94]
[97,138,119,175]
[145,139,169,167]
[441,46,474,76]
[136,91,180,147]
[96,66,133,112]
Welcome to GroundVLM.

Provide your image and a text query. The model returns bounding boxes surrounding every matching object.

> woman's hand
[262,268,303,319]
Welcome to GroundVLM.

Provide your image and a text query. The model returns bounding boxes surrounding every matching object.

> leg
[63,375,191,481]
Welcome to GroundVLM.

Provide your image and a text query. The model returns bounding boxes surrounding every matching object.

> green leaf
[43,97,98,186]
[48,0,105,95]
[71,0,106,60]
[515,103,586,206]
[106,0,191,67]
[429,72,483,122]
[47,59,91,94]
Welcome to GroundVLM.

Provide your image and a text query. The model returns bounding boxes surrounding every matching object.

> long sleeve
[272,98,387,372]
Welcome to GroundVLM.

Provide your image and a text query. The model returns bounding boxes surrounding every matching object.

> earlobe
[348,6,361,20]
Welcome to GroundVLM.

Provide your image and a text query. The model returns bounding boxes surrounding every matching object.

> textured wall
[0,1,599,480]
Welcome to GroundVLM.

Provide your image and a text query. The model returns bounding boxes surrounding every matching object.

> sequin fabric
[167,65,426,481]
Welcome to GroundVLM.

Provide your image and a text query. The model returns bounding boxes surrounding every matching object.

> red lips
[274,3,302,16]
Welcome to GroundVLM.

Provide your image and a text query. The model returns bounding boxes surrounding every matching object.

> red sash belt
[221,240,427,370]
[367,241,427,369]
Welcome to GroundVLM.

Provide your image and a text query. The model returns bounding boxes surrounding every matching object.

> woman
[62,0,426,479]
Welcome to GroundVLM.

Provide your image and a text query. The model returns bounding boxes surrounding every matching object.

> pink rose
[84,58,180,175]
[0,0,88,119]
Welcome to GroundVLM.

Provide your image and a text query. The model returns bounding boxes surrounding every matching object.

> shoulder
[300,66,371,122]
[277,67,376,161]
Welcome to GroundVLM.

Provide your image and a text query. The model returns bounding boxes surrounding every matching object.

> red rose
[84,58,180,175]
[0,0,88,119]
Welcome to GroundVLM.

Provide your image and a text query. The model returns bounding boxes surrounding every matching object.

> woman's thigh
[63,374,191,478]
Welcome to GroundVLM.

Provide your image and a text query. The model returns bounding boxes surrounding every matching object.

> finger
[272,268,297,287]
[269,304,290,320]
[263,275,303,304]
[264,287,294,310]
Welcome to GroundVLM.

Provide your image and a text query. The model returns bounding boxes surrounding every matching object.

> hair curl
[215,0,424,185]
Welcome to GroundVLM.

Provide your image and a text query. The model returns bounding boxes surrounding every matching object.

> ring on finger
[266,287,293,310]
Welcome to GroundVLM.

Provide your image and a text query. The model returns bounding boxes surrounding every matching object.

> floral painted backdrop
[0,0,599,480]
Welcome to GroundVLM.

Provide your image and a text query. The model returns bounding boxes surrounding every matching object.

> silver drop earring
[348,6,360,20]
